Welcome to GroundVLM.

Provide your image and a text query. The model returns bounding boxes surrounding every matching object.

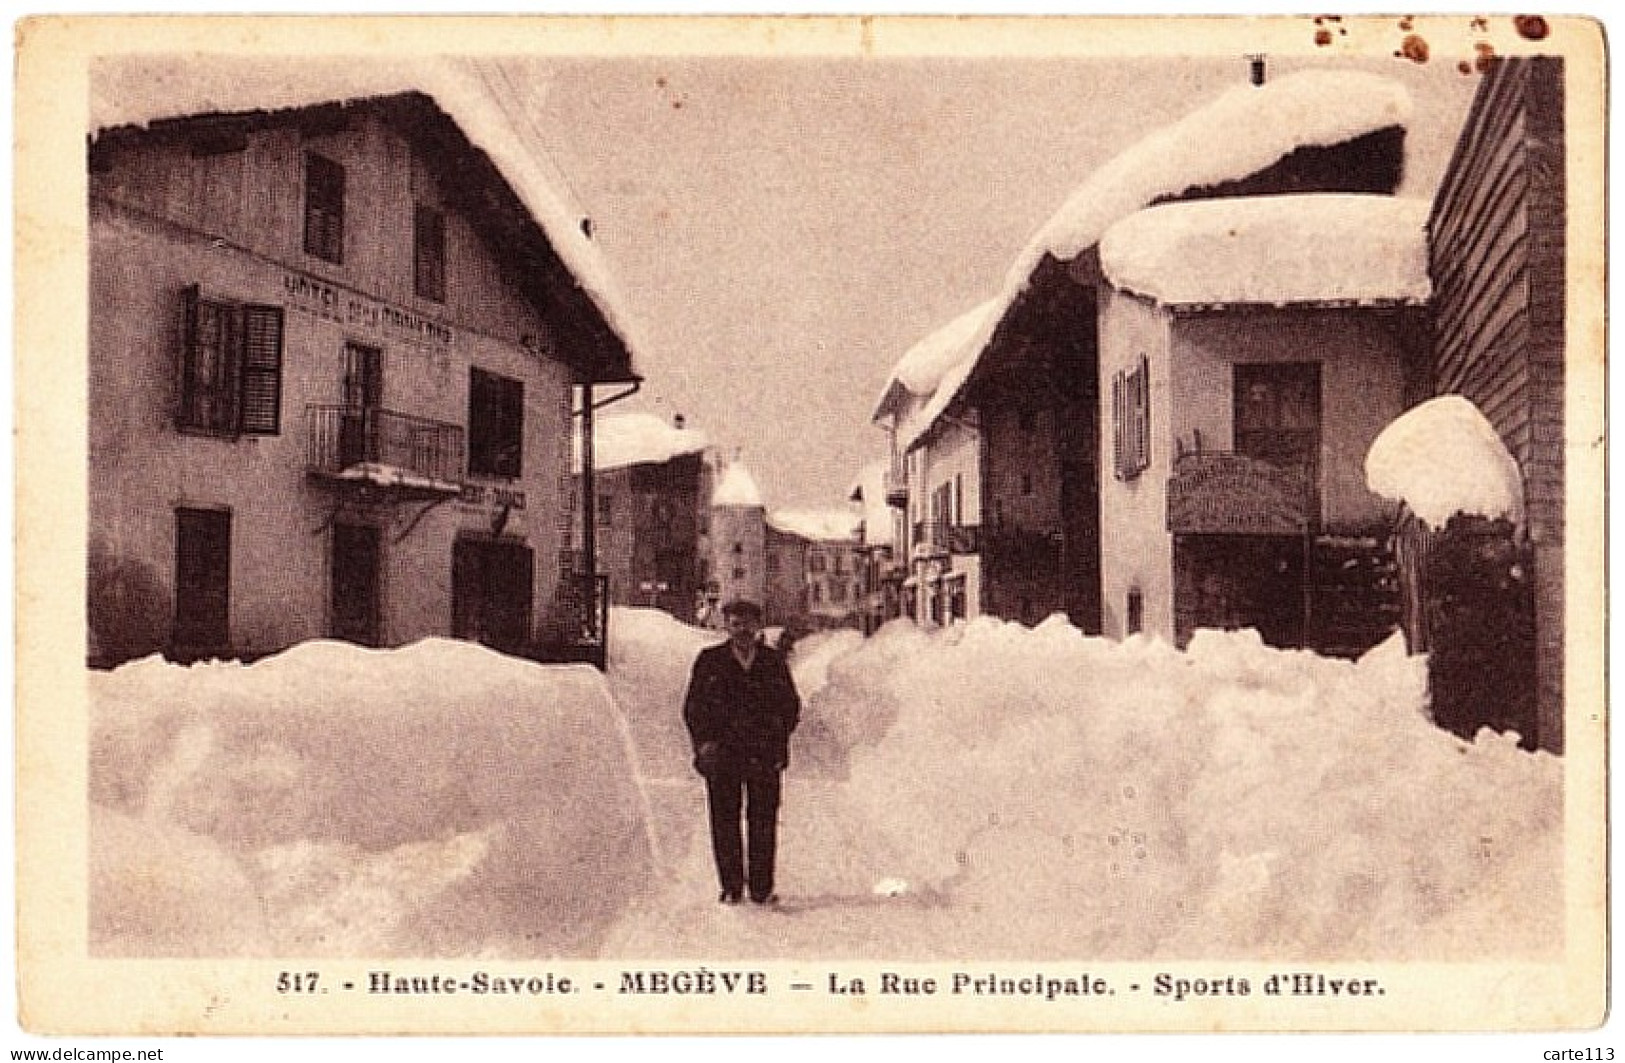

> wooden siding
[1427,56,1565,751]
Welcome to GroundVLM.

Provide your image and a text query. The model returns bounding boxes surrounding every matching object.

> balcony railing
[1166,451,1314,535]
[307,405,465,498]
[912,520,982,555]
[883,468,909,508]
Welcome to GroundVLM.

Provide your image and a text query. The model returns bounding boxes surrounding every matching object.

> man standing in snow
[682,598,801,905]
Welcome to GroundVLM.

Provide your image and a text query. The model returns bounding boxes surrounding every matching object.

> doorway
[331,523,382,646]
[453,538,535,654]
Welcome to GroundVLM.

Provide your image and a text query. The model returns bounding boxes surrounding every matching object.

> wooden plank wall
[1426,57,1566,752]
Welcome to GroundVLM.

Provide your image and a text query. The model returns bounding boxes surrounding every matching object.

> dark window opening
[468,367,523,479]
[1127,588,1144,635]
[303,152,345,263]
[413,204,446,302]
[1233,362,1321,476]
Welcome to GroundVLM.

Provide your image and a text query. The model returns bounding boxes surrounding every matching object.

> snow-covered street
[88,607,1562,962]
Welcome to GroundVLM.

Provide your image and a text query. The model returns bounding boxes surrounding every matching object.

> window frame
[467,367,524,480]
[413,203,447,302]
[178,285,284,437]
[303,151,346,264]
[1112,353,1152,481]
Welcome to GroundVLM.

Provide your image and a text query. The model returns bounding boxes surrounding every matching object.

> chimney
[673,412,686,430]
[1249,54,1267,86]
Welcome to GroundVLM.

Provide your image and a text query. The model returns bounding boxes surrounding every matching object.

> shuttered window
[1112,354,1151,480]
[414,204,446,302]
[179,285,283,436]
[303,152,345,263]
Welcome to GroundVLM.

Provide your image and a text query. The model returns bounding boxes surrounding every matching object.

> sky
[499,47,1481,510]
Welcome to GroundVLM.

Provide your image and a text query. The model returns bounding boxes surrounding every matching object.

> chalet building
[572,413,712,620]
[872,303,993,627]
[1414,56,1567,752]
[1095,194,1428,651]
[878,68,1418,648]
[87,91,638,667]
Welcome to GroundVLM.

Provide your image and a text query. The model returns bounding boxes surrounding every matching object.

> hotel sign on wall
[282,272,454,348]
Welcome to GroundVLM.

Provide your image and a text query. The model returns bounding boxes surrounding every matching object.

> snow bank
[605,608,724,779]
[810,618,1560,959]
[580,412,708,473]
[89,638,655,957]
[1366,395,1526,531]
[1100,194,1431,308]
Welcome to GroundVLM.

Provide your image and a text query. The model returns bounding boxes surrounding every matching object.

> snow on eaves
[1008,69,1413,286]
[712,461,764,508]
[90,58,648,367]
[769,507,859,542]
[886,69,1413,454]
[1100,194,1431,308]
[1365,395,1526,532]
[579,412,709,473]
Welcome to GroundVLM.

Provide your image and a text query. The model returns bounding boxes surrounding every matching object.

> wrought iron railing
[912,520,982,555]
[307,405,465,487]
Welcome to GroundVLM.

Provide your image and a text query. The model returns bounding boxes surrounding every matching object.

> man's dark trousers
[704,764,782,902]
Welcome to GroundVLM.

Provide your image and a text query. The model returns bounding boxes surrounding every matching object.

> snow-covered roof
[888,69,1414,453]
[770,507,860,542]
[1100,194,1431,308]
[1365,395,1525,531]
[580,413,708,473]
[872,300,1001,425]
[1007,70,1412,285]
[712,461,764,508]
[90,59,644,379]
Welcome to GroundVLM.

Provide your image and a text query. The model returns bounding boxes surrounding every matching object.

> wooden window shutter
[239,305,284,434]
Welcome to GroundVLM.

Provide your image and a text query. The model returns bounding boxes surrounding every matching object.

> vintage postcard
[12,12,1609,1043]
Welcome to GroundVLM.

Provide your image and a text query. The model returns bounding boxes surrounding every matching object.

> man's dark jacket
[682,641,801,773]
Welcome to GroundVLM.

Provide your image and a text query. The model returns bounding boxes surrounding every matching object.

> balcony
[307,405,465,500]
[883,468,909,509]
[912,520,982,556]
[1166,452,1314,536]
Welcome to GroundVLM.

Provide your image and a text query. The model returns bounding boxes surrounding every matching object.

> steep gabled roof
[91,87,639,385]
[883,69,1414,452]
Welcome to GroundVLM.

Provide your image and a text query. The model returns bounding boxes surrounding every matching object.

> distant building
[848,460,904,634]
[572,412,712,620]
[709,459,767,613]
[767,509,865,633]
[87,90,639,666]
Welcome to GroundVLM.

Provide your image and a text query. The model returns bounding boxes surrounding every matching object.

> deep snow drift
[89,639,655,958]
[89,610,1561,960]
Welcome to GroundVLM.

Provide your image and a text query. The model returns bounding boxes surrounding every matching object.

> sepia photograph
[11,11,1609,1046]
